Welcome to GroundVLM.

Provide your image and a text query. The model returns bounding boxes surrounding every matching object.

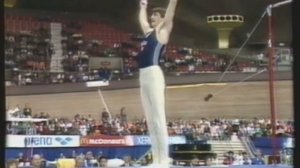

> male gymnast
[137,0,178,167]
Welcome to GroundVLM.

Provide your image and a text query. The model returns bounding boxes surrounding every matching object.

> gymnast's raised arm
[139,0,153,35]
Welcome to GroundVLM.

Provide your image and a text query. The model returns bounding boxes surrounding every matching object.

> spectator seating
[5,9,262,86]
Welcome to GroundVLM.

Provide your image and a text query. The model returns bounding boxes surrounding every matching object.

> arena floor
[6,80,293,120]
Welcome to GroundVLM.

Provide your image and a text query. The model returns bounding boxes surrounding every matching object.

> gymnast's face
[150,12,164,28]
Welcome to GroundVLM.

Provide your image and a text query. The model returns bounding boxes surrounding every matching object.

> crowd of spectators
[5,11,264,87]
[5,26,51,71]
[221,148,292,166]
[220,150,264,166]
[163,47,258,74]
[187,149,292,166]
[6,104,294,138]
[6,103,293,167]
[5,26,53,85]
[6,149,292,167]
[7,151,150,168]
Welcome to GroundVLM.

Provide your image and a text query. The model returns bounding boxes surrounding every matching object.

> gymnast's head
[150,7,166,28]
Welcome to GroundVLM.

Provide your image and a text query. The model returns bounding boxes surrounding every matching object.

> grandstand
[5,6,288,86]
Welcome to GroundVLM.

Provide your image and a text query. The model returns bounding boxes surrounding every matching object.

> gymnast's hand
[140,0,148,7]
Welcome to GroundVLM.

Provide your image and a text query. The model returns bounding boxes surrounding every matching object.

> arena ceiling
[12,0,293,48]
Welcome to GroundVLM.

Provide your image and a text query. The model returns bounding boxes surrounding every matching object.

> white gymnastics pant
[139,65,169,166]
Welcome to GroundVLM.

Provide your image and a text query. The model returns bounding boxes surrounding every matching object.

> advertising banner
[133,136,187,146]
[80,135,134,147]
[80,135,187,147]
[6,135,80,148]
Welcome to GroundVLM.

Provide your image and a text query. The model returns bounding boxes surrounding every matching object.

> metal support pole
[267,5,277,138]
